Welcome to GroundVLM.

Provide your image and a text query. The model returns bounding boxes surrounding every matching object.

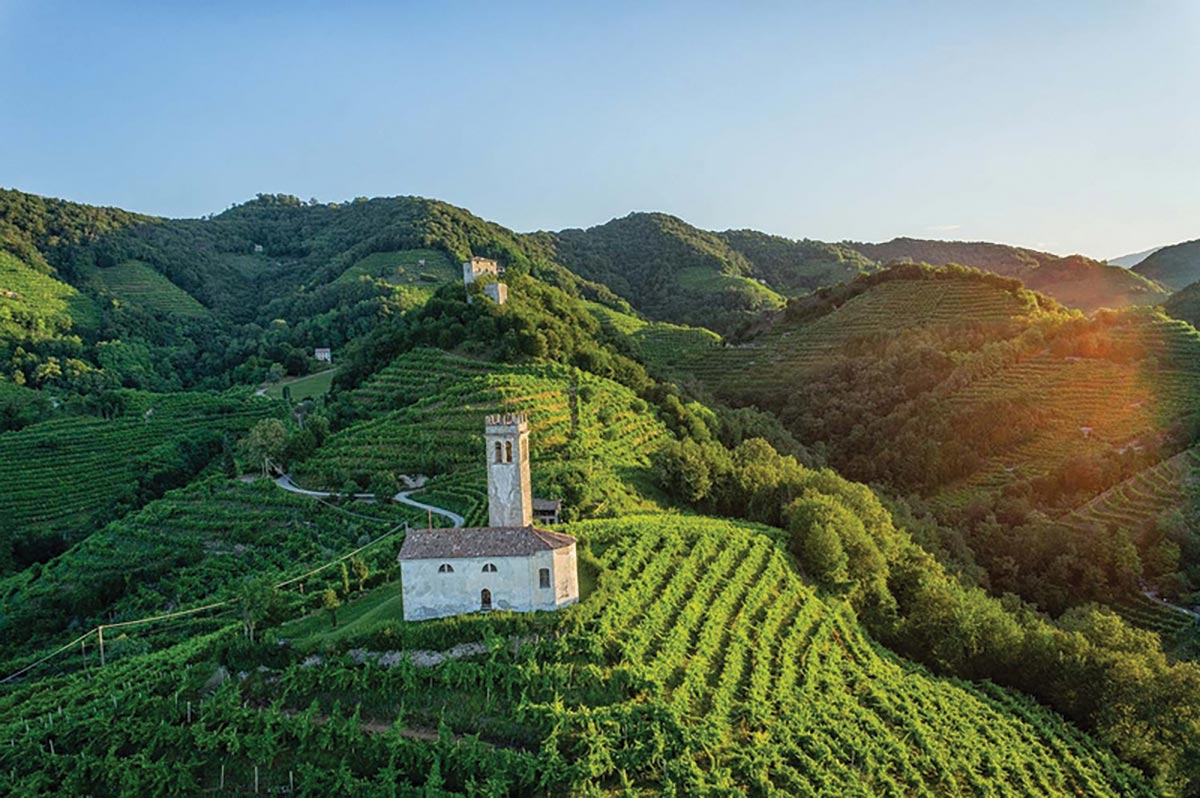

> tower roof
[398,525,575,560]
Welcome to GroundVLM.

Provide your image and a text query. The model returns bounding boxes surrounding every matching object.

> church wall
[401,550,558,621]
[553,543,580,606]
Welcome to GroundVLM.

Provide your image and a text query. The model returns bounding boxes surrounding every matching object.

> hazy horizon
[3,1,1197,259]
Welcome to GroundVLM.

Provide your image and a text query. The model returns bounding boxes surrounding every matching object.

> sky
[1,1,1197,259]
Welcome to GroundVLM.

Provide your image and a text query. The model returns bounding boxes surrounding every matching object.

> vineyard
[0,515,1153,796]
[91,260,210,318]
[0,389,278,550]
[0,251,99,339]
[334,249,457,288]
[649,273,1045,396]
[297,350,669,519]
[1062,444,1200,534]
[0,477,427,666]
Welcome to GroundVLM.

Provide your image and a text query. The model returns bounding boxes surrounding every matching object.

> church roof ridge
[398,524,574,560]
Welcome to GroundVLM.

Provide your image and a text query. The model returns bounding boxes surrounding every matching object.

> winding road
[274,474,465,528]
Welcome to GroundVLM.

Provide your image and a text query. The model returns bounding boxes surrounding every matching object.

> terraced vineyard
[91,260,209,317]
[334,248,456,287]
[1112,594,1198,639]
[0,389,278,547]
[0,477,425,662]
[563,516,1149,796]
[298,351,669,518]
[0,251,99,338]
[347,347,503,410]
[0,514,1153,796]
[1063,445,1200,534]
[645,273,1046,396]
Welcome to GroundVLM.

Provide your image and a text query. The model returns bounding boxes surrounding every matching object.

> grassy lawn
[280,579,407,648]
[262,368,336,400]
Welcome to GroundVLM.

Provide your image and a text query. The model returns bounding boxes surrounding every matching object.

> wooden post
[97,626,105,668]
[290,771,294,793]
[254,765,259,793]
[427,509,433,529]
[187,701,192,724]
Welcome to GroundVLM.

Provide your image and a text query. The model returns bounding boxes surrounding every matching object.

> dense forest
[5,187,1200,795]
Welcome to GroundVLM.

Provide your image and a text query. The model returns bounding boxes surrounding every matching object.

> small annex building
[398,413,578,621]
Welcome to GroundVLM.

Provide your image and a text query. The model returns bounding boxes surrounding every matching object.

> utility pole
[97,626,105,668]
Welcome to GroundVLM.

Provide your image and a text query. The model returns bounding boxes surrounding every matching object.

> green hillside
[719,228,878,293]
[297,348,670,522]
[848,237,1171,311]
[334,248,457,288]
[0,389,278,571]
[91,259,209,317]
[1133,238,1200,290]
[0,515,1156,797]
[7,186,1200,794]
[0,251,99,340]
[649,265,1200,611]
[543,212,786,334]
[1163,277,1200,327]
[0,477,424,659]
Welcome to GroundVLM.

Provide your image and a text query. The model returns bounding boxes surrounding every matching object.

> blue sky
[1,1,1197,258]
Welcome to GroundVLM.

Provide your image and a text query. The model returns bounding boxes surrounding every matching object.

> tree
[350,556,369,592]
[321,589,341,628]
[340,562,351,597]
[238,418,289,477]
[240,577,277,644]
[370,472,398,504]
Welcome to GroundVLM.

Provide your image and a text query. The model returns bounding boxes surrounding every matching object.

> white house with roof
[397,413,578,620]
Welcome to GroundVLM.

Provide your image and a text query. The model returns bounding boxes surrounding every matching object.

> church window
[505,441,513,463]
[482,563,498,573]
[438,563,454,573]
[539,568,551,589]
[494,442,502,463]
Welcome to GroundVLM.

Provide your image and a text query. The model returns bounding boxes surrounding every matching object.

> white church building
[397,413,579,621]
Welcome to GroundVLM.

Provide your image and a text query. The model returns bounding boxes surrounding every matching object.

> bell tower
[485,413,532,527]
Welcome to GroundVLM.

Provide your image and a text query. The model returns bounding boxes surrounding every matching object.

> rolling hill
[1133,238,1200,290]
[1164,278,1200,328]
[539,212,786,334]
[6,187,1200,794]
[847,237,1171,311]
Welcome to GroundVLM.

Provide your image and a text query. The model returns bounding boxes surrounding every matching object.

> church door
[480,588,492,611]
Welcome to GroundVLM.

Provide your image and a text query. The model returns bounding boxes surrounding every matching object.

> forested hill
[1133,237,1200,290]
[848,236,1171,311]
[535,212,787,334]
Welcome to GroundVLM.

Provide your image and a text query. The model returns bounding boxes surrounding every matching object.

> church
[397,413,579,621]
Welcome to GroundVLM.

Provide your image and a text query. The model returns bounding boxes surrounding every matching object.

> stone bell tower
[485,413,532,527]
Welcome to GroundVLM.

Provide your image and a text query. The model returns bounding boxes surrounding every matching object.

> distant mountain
[1108,246,1162,268]
[846,236,1170,311]
[1132,238,1200,291]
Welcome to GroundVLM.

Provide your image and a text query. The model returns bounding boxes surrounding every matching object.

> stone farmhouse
[398,413,578,620]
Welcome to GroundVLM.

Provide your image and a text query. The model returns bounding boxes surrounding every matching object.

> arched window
[494,441,502,463]
[505,441,513,463]
[539,568,551,589]
[438,563,454,573]
[482,563,498,573]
